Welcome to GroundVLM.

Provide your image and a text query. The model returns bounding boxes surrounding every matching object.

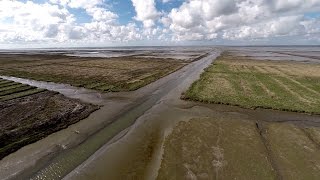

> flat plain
[184,51,320,114]
[0,48,210,92]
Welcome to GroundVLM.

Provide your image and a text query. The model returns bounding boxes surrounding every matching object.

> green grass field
[184,52,320,114]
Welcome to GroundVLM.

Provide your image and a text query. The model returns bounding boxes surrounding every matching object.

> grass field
[0,54,187,92]
[184,52,320,114]
[157,118,320,180]
[0,78,98,159]
[0,78,46,102]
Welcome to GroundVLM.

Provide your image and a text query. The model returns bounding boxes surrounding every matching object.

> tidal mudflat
[158,47,320,179]
[1,47,320,180]
[0,78,98,160]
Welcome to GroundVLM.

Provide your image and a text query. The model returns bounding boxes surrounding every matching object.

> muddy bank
[0,91,99,160]
[0,75,106,105]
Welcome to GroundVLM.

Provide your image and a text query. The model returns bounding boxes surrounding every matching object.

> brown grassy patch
[0,54,186,92]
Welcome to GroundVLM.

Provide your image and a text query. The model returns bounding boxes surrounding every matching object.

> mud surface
[227,46,320,63]
[158,108,320,180]
[0,90,98,160]
[0,46,212,60]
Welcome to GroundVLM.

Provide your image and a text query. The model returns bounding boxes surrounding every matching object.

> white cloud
[164,0,320,41]
[162,0,173,3]
[86,7,118,23]
[0,0,320,46]
[223,16,306,40]
[49,0,103,9]
[0,0,143,44]
[0,0,75,42]
[131,0,160,28]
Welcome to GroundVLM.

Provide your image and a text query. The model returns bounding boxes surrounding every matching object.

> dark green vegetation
[0,78,46,102]
[184,52,320,114]
[0,54,186,92]
[0,78,99,159]
[158,118,320,180]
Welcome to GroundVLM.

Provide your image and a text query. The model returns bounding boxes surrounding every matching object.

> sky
[0,0,320,48]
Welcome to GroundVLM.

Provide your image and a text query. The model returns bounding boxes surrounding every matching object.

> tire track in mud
[211,120,224,180]
[255,121,283,180]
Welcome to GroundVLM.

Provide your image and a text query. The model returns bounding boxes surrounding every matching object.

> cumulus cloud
[0,0,320,45]
[0,0,75,42]
[223,16,306,40]
[131,0,161,28]
[0,0,142,44]
[49,0,103,9]
[164,0,320,41]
